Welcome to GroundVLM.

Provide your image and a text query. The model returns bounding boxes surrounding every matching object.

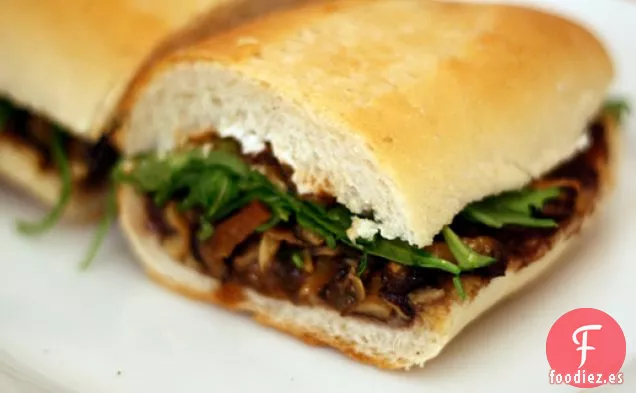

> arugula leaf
[462,187,560,228]
[442,226,496,271]
[80,185,117,270]
[453,276,467,301]
[352,236,461,275]
[484,187,561,214]
[603,98,631,123]
[462,206,558,228]
[16,128,72,235]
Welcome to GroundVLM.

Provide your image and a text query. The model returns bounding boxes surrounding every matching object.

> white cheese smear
[347,217,381,242]
[218,121,266,154]
[574,132,591,152]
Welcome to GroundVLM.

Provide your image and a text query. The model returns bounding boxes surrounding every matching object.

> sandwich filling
[117,106,616,328]
[0,98,119,232]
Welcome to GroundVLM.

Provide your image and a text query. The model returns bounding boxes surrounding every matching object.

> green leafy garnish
[442,226,496,271]
[118,148,466,276]
[442,226,497,302]
[16,128,73,235]
[462,187,560,228]
[603,98,631,123]
[115,148,353,246]
[79,185,117,270]
[351,236,461,275]
[453,276,466,301]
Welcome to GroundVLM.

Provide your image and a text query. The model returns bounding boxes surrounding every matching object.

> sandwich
[0,0,307,234]
[113,0,627,369]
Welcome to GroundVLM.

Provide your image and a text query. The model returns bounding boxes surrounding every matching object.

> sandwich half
[0,0,306,230]
[115,0,623,369]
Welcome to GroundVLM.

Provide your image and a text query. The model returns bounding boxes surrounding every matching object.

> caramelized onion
[197,201,271,279]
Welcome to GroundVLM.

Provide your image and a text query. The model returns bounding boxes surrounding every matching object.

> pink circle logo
[546,308,626,388]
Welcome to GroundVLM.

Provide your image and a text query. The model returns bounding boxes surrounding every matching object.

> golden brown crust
[253,314,401,370]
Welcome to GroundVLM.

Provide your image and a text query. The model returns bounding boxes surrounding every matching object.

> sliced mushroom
[348,272,366,303]
[321,262,366,310]
[347,295,411,322]
[383,298,411,321]
[258,233,281,272]
[162,203,191,262]
[297,257,337,305]
[408,288,445,306]
[346,297,393,321]
[345,273,410,323]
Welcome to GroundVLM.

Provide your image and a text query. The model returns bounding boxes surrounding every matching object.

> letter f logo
[572,324,603,368]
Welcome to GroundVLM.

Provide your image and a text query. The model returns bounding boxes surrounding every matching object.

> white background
[1,1,635,392]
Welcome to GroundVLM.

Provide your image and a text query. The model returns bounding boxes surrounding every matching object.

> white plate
[1,1,635,392]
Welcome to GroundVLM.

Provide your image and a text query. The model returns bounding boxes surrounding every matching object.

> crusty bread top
[121,0,614,247]
[0,0,308,140]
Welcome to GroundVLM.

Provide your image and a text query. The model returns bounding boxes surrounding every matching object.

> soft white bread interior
[118,116,618,370]
[120,0,614,248]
